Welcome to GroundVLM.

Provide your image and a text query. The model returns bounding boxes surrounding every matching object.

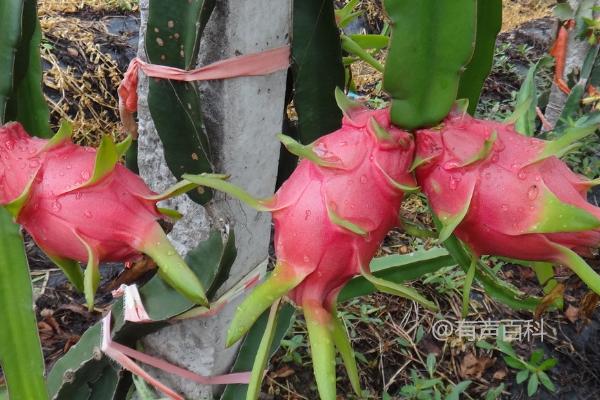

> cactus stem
[358,257,437,310]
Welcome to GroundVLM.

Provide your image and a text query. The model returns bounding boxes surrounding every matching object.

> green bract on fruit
[0,122,207,309]
[182,92,435,400]
[415,112,600,295]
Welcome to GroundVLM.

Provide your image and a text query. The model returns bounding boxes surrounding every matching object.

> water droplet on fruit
[360,175,368,184]
[303,255,310,263]
[449,176,461,190]
[51,200,62,211]
[369,155,374,161]
[84,210,93,218]
[443,161,460,170]
[511,163,518,170]
[313,142,328,157]
[59,171,65,177]
[66,164,72,170]
[340,141,347,147]
[527,185,539,200]
[501,204,509,211]
[28,159,40,168]
[305,210,311,220]
[518,170,527,180]
[81,171,90,180]
[347,179,354,185]
[491,154,499,163]
[5,141,15,150]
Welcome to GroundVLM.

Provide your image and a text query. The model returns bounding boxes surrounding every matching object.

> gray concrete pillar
[135,0,291,398]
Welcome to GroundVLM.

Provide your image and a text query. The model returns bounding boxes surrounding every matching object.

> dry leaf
[271,366,295,379]
[492,369,507,380]
[534,283,564,319]
[580,292,600,320]
[460,353,495,379]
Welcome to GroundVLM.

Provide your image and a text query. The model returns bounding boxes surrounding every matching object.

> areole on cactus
[414,109,600,310]
[183,89,437,399]
[0,121,208,310]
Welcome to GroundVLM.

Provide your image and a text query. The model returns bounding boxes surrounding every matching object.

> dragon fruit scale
[414,111,600,296]
[183,90,435,400]
[0,122,207,309]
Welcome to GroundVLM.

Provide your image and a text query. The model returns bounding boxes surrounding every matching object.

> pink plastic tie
[112,284,152,322]
[118,46,290,136]
[101,311,252,400]
[113,267,262,323]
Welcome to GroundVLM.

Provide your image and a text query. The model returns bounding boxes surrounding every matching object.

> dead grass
[38,2,135,145]
[502,0,555,31]
[38,0,138,15]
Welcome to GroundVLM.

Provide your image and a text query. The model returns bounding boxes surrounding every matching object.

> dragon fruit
[183,91,435,399]
[414,111,600,296]
[0,122,207,309]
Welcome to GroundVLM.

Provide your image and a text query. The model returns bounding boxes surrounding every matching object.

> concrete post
[135,0,291,398]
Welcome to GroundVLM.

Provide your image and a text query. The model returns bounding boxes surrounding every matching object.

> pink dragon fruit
[414,111,600,296]
[183,91,434,399]
[0,122,207,309]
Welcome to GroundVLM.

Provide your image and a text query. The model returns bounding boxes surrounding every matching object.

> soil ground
[6,1,600,399]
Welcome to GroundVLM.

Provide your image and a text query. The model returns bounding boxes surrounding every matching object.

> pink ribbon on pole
[101,311,252,400]
[118,46,291,136]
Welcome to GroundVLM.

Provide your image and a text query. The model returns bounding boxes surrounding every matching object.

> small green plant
[422,266,466,294]
[484,383,505,400]
[280,333,307,365]
[477,327,557,397]
[398,354,471,400]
